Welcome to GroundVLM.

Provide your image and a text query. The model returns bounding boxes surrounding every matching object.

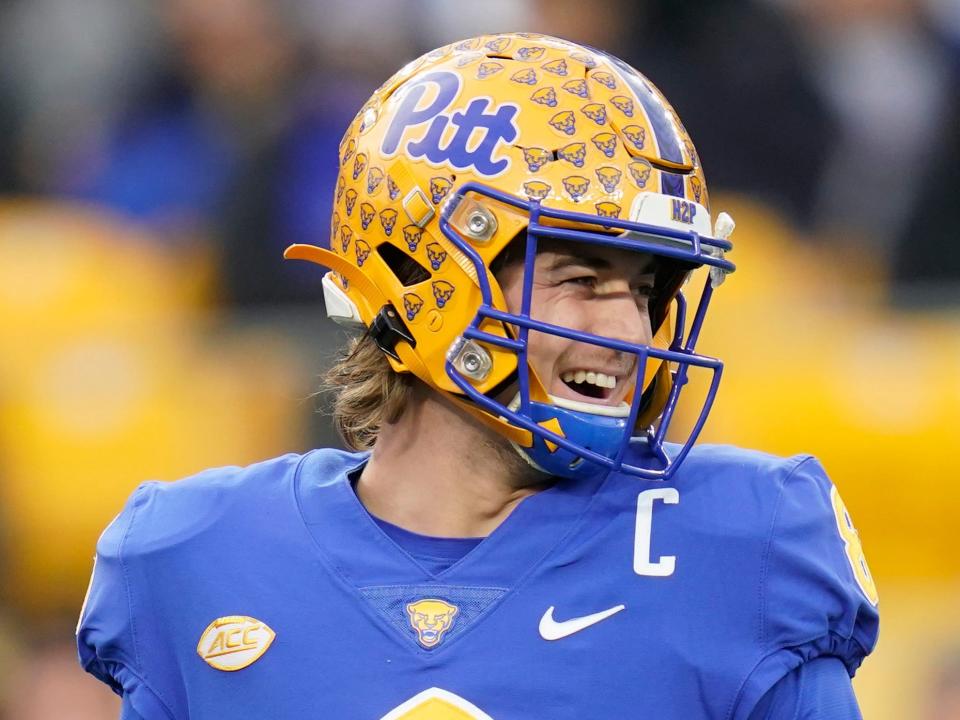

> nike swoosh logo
[538,604,626,641]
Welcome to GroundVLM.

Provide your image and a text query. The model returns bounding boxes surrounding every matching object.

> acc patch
[197,616,275,671]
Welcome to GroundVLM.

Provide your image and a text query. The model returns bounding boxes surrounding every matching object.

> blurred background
[0,0,957,717]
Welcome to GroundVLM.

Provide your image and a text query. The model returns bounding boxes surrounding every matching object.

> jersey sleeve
[747,656,863,720]
[76,483,175,720]
[735,456,879,719]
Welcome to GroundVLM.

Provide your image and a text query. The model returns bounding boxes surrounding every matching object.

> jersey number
[830,485,879,606]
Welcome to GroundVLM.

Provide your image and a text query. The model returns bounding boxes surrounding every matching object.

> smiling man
[77,34,879,719]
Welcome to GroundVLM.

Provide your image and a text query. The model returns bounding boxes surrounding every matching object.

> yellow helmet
[286,33,735,480]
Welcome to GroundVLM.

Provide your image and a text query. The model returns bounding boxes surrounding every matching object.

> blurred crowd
[0,0,957,717]
[0,0,956,306]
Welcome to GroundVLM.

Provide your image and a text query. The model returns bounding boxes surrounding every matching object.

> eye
[564,275,598,288]
[631,283,655,298]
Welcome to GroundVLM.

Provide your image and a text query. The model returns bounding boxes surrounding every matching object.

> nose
[591,282,652,347]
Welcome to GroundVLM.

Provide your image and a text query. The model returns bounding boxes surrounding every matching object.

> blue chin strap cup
[520,399,631,481]
[438,182,736,482]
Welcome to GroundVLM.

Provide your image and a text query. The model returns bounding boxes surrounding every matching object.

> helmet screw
[467,211,489,235]
[447,337,493,382]
[462,351,483,373]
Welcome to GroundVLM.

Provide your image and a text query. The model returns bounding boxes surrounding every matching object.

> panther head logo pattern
[432,280,456,308]
[595,166,622,193]
[523,180,551,200]
[522,147,552,172]
[628,159,653,187]
[360,203,375,230]
[403,225,424,252]
[549,111,576,135]
[580,103,606,125]
[591,132,617,158]
[562,175,590,201]
[379,208,398,236]
[531,87,558,107]
[425,242,447,271]
[562,79,588,99]
[558,142,586,168]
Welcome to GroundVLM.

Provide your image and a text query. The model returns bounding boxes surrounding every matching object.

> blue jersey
[77,445,879,719]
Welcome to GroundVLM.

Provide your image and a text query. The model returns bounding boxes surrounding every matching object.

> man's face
[498,241,656,408]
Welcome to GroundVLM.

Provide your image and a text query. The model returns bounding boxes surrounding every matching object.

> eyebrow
[546,254,657,275]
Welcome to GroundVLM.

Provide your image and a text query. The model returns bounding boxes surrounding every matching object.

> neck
[355,384,550,538]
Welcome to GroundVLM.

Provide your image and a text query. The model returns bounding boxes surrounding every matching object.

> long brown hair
[322,331,413,450]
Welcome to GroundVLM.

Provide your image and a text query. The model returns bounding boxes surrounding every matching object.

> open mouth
[561,370,618,401]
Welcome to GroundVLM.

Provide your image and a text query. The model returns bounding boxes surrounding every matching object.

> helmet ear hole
[377,243,431,286]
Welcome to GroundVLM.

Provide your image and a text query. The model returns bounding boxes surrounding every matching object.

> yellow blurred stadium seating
[0,201,309,616]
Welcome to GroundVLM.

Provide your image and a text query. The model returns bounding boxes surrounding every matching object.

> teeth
[561,370,618,389]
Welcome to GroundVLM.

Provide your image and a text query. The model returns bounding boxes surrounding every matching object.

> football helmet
[286,33,735,480]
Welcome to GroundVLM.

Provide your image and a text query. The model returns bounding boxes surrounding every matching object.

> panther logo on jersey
[406,598,458,648]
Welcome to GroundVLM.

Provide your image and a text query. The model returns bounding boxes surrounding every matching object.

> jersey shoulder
[106,448,363,557]
[667,444,879,718]
[76,448,362,717]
